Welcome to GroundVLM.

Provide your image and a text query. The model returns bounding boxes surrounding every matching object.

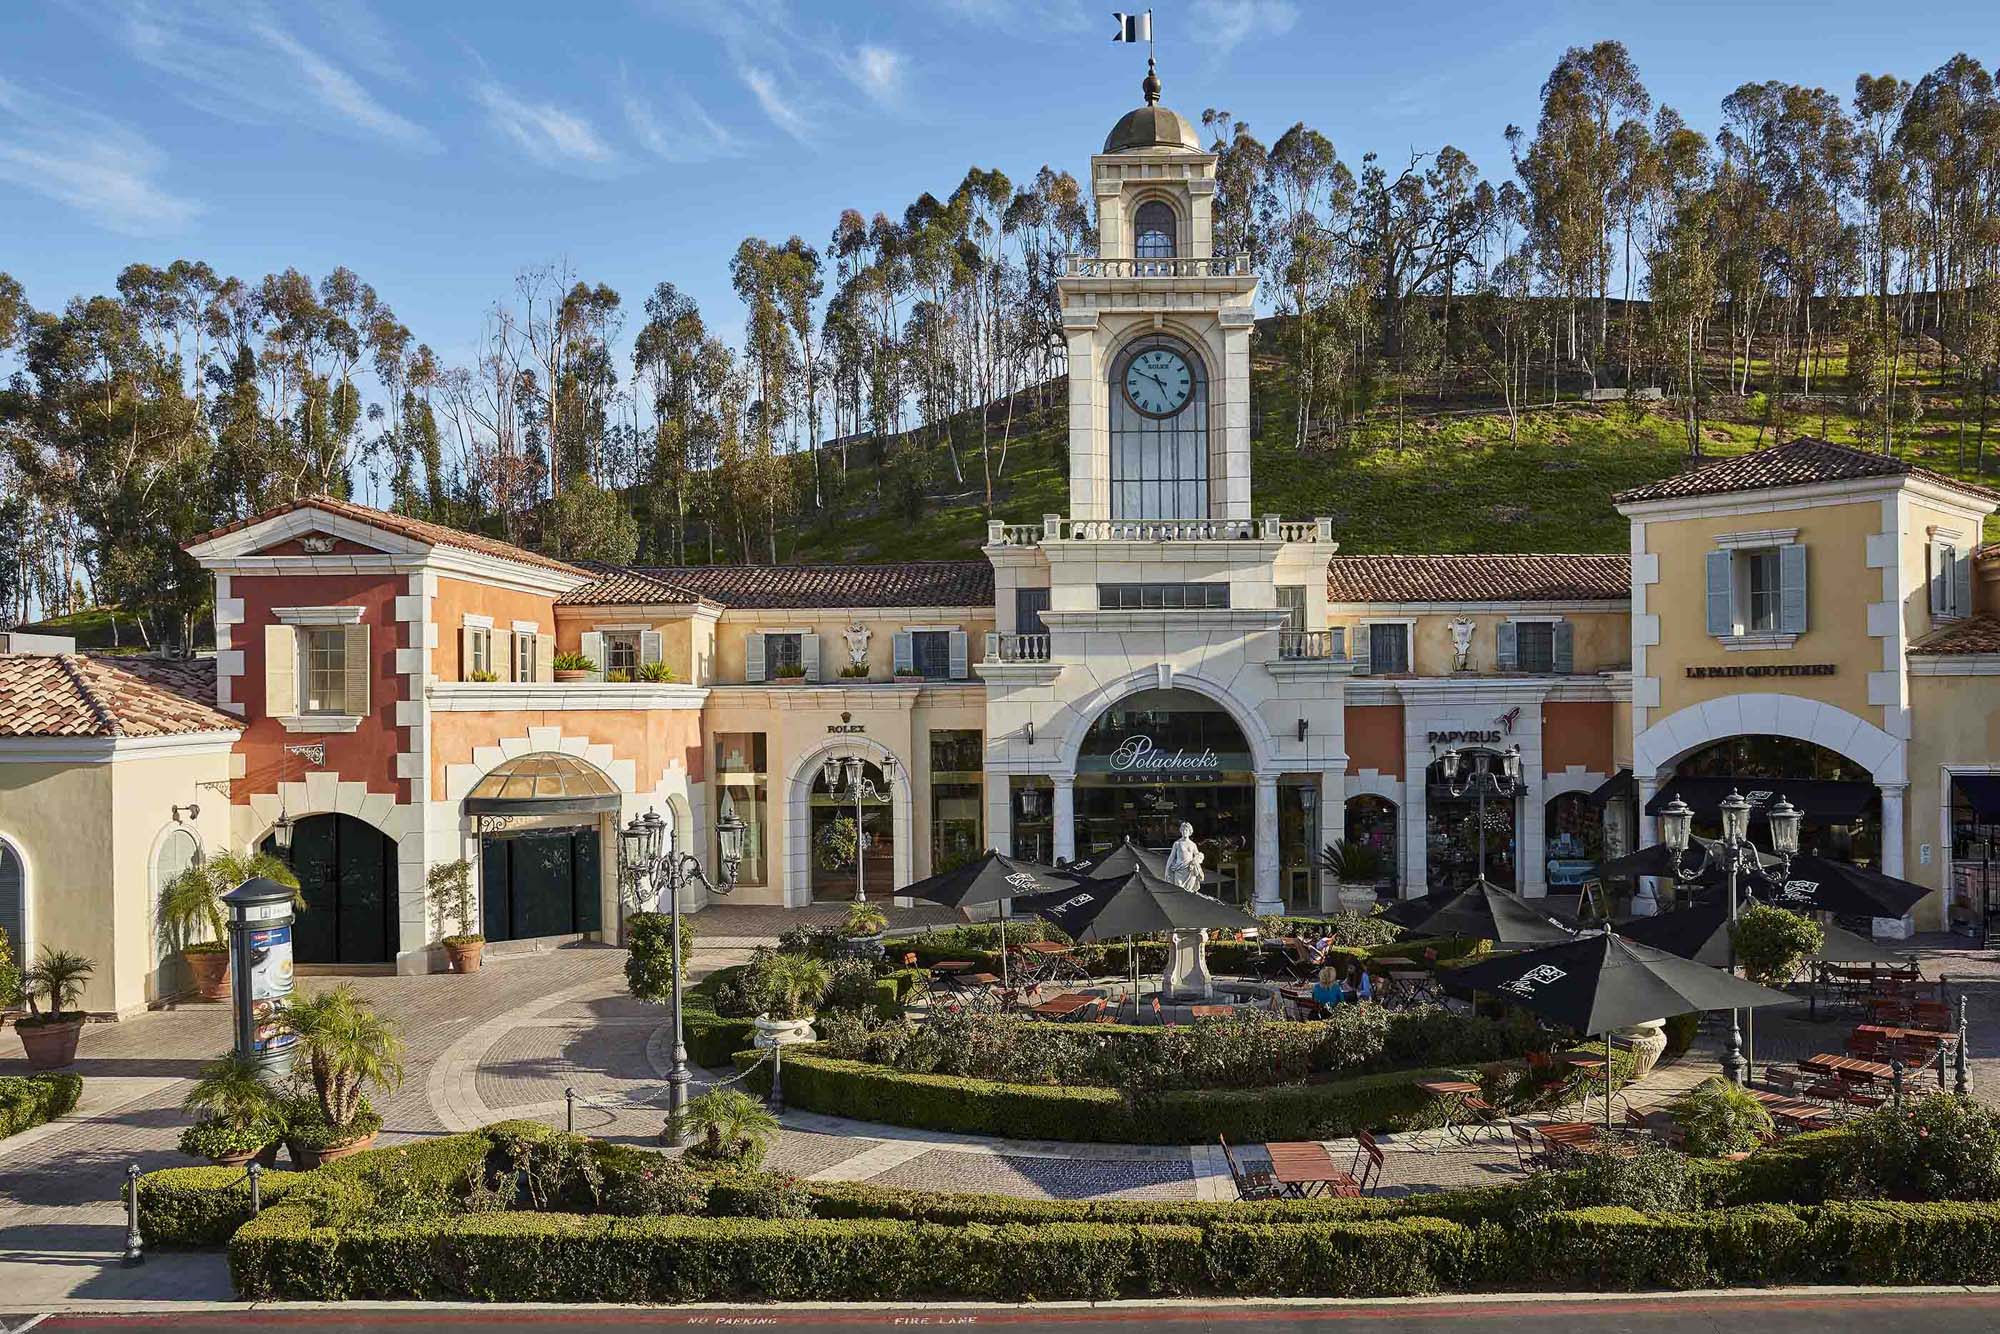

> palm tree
[157,850,301,953]
[22,948,94,1020]
[680,1088,779,1160]
[282,984,405,1130]
[183,1051,283,1131]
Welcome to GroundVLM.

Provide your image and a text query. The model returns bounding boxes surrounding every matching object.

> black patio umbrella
[1751,854,1932,920]
[1016,864,1260,1016]
[1379,881,1575,946]
[1061,837,1220,890]
[898,850,1071,988]
[1617,899,1907,969]
[1598,839,1780,887]
[1451,931,1797,1127]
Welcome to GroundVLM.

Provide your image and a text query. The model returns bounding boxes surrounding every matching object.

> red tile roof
[1910,615,2000,656]
[1613,438,2000,506]
[1326,554,1630,604]
[644,562,996,610]
[0,655,240,738]
[557,567,713,607]
[186,495,593,578]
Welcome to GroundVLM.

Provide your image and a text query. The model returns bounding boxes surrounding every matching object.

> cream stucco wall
[1909,673,2000,929]
[1328,609,1629,677]
[704,608,996,685]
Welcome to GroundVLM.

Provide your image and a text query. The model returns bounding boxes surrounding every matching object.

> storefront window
[1278,780,1318,911]
[1343,796,1398,895]
[811,758,891,901]
[930,729,983,875]
[1545,793,1605,892]
[1011,777,1053,863]
[1073,688,1254,882]
[714,732,768,887]
[1425,751,1516,892]
[1666,736,1879,866]
[1950,777,2000,937]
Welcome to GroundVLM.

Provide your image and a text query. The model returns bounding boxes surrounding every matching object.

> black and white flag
[1112,10,1152,43]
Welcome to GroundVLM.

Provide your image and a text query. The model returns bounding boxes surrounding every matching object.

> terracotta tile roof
[645,562,996,610]
[1326,553,1630,604]
[1613,438,2000,506]
[186,495,593,578]
[1910,614,2000,656]
[557,567,712,607]
[0,655,240,738]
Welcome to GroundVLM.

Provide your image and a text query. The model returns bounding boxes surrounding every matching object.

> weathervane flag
[1112,10,1152,43]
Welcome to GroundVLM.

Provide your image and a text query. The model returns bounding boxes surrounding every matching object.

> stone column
[1874,782,1912,940]
[1253,775,1282,915]
[1401,766,1428,899]
[1318,770,1346,912]
[1518,765,1548,899]
[1052,774,1076,864]
[984,770,1012,859]
[1632,773,1662,917]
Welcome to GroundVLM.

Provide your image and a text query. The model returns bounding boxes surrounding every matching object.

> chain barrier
[561,1049,779,1132]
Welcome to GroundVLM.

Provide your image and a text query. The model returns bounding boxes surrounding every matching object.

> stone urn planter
[553,669,590,683]
[184,946,231,1002]
[442,936,485,973]
[752,1014,817,1049]
[16,1016,84,1069]
[839,932,885,961]
[1335,880,1382,914]
[1616,1018,1669,1081]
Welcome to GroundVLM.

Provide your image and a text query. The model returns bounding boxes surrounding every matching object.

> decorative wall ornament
[842,623,871,670]
[282,742,326,766]
[300,535,336,554]
[1449,617,1476,672]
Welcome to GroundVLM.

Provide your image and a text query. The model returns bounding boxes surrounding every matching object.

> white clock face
[1123,347,1193,418]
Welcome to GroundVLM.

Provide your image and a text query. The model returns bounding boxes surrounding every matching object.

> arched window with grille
[1133,200,1177,260]
[1109,334,1208,519]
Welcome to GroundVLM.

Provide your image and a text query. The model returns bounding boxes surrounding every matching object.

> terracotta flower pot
[209,1142,282,1169]
[17,1016,84,1069]
[290,1130,377,1170]
[444,938,485,973]
[554,669,590,683]
[184,948,231,1002]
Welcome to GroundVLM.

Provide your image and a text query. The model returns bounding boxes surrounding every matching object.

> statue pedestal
[1162,929,1214,1001]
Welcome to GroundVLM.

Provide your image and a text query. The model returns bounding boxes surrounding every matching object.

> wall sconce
[172,803,201,824]
[1024,720,1035,746]
[1296,718,1308,742]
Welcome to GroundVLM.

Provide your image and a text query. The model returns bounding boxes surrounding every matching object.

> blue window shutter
[1778,544,1808,634]
[1552,620,1574,674]
[1496,621,1517,672]
[1330,626,1346,660]
[948,630,970,679]
[1705,551,1734,636]
[745,632,766,684]
[893,631,914,675]
[1353,626,1372,675]
[1929,543,1947,616]
[1952,548,1974,620]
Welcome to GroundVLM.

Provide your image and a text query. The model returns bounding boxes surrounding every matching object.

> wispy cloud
[620,71,743,162]
[1191,0,1299,57]
[937,0,1093,36]
[841,44,905,106]
[82,0,438,151]
[660,0,909,140]
[473,77,618,170]
[740,66,816,143]
[0,76,200,234]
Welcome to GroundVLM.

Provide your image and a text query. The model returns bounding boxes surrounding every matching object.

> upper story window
[1930,536,1972,622]
[303,627,349,714]
[1499,619,1574,675]
[1277,585,1307,632]
[767,632,805,678]
[1706,542,1806,643]
[465,626,493,680]
[1110,335,1207,521]
[1133,200,1176,259]
[1358,622,1411,675]
[1743,549,1783,633]
[266,610,367,728]
[1099,583,1230,610]
[512,632,537,682]
[603,631,640,675]
[911,630,951,680]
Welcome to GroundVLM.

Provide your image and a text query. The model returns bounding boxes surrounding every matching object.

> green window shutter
[1778,544,1808,634]
[1705,550,1735,636]
[1552,621,1575,674]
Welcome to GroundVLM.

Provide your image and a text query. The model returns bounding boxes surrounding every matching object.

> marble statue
[1160,821,1214,1001]
[1163,821,1205,893]
[1449,616,1476,672]
[841,622,871,670]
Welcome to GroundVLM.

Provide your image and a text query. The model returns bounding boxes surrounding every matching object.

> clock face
[1122,347,1194,418]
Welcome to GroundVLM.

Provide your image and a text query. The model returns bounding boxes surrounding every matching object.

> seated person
[1349,965,1373,1002]
[1311,964,1346,1009]
[1302,933,1336,966]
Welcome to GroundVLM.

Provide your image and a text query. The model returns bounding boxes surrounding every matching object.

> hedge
[737,1049,1481,1143]
[224,1200,2000,1301]
[681,966,758,1067]
[0,1073,81,1141]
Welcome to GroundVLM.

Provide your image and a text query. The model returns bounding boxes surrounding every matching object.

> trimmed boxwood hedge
[0,1073,82,1141]
[682,966,758,1067]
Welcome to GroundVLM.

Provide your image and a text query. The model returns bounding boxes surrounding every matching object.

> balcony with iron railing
[1061,254,1255,279]
[986,514,1334,548]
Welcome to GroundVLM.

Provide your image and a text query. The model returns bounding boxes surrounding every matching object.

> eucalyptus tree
[1262,121,1353,450]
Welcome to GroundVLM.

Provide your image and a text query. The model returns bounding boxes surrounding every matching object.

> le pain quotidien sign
[1684,664,1836,679]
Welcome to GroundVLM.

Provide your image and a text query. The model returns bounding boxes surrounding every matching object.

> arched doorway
[264,814,398,965]
[1424,751,1517,892]
[1653,735,1880,865]
[465,752,619,941]
[1343,795,1399,895]
[1545,792,1606,890]
[1074,687,1255,900]
[809,760,894,902]
[0,836,25,964]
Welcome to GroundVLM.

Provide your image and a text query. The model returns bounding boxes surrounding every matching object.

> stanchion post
[123,1164,144,1267]
[248,1161,262,1216]
[1956,994,1972,1097]
[1890,1057,1905,1110]
[768,1045,785,1114]
[566,1086,576,1135]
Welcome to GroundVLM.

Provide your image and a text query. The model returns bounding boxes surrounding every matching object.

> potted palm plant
[552,651,596,683]
[1321,840,1390,913]
[17,947,95,1068]
[280,983,404,1167]
[676,1087,780,1167]
[0,926,21,1021]
[748,951,829,1049]
[178,1051,285,1166]
[837,902,888,959]
[426,859,484,973]
[158,851,300,1002]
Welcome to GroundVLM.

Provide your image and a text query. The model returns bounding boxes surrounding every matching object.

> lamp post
[1439,744,1523,891]
[619,806,745,1143]
[822,756,895,905]
[1660,790,1802,1085]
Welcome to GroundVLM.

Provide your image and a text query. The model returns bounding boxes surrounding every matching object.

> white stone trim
[460,613,494,630]
[782,734,913,910]
[277,714,363,734]
[510,619,540,634]
[1715,528,1799,549]
[443,726,637,803]
[1542,766,1609,799]
[1633,693,1905,786]
[1910,654,2000,676]
[273,605,364,625]
[1719,632,1798,651]
[1052,666,1277,778]
[0,827,36,962]
[1343,769,1404,802]
[0,731,240,764]
[428,682,711,711]
[1327,601,1627,616]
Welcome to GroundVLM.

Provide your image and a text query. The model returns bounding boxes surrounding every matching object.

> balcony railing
[1279,629,1346,661]
[1061,254,1254,279]
[985,632,1051,663]
[986,515,1334,547]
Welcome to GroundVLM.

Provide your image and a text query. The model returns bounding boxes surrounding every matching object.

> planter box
[553,670,591,683]
[17,1017,84,1069]
[185,948,231,1002]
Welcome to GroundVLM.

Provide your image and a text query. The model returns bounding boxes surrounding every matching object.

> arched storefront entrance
[1649,736,1881,865]
[1074,688,1255,901]
[465,752,619,942]
[809,760,894,903]
[264,813,398,965]
[1424,751,1517,893]
[1343,795,1399,896]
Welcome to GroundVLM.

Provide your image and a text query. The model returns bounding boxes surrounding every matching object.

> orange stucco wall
[1345,704,1405,779]
[429,706,705,800]
[431,577,560,681]
[231,571,407,803]
[1542,700,1616,776]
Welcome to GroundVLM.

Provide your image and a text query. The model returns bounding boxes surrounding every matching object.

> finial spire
[1143,56,1161,106]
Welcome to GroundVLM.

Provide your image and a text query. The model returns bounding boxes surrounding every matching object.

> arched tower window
[1109,335,1208,519]
[1133,200,1177,259]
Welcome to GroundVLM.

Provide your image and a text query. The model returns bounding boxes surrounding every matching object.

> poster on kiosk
[223,876,299,1075]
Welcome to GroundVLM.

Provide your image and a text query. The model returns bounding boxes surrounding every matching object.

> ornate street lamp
[821,755,895,904]
[270,810,294,857]
[1661,789,1803,1085]
[619,805,735,1144]
[1440,743,1523,891]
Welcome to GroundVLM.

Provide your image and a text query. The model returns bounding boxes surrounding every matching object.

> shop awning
[1587,769,1634,807]
[1954,774,2000,821]
[463,752,623,817]
[1644,775,1877,824]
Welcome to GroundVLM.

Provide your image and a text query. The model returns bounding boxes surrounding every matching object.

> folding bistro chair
[1219,1135,1280,1201]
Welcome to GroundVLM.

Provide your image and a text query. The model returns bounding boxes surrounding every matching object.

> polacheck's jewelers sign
[1684,664,1836,679]
[1081,735,1246,783]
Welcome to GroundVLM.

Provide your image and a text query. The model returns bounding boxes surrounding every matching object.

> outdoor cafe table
[1855,1023,1957,1047]
[1026,992,1096,1021]
[1190,1004,1234,1019]
[1533,1122,1602,1157]
[1802,1052,1894,1082]
[1386,970,1438,1003]
[1017,940,1069,956]
[1265,1142,1352,1198]
[1415,1079,1488,1145]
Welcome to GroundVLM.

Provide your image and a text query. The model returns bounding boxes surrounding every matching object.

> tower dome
[1103,59,1201,153]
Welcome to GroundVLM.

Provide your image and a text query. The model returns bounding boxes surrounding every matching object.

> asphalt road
[17,1293,2000,1334]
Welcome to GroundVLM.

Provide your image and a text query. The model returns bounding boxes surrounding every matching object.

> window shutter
[1352,626,1372,676]
[265,625,297,717]
[503,631,519,682]
[948,629,970,679]
[1778,544,1808,634]
[343,623,370,716]
[459,627,476,681]
[640,630,664,667]
[893,630,914,675]
[1329,626,1346,660]
[1552,620,1574,674]
[1952,548,1974,620]
[535,634,554,682]
[580,631,604,682]
[1929,543,1947,616]
[1496,621,1518,673]
[1705,550,1735,636]
[802,632,822,683]
[745,632,766,683]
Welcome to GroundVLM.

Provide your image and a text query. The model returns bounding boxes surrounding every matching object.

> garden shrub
[1827,1094,2000,1202]
[0,1073,82,1140]
[1663,1012,1701,1057]
[1510,1144,1699,1222]
[1669,1077,1775,1157]
[682,967,758,1066]
[623,913,695,1001]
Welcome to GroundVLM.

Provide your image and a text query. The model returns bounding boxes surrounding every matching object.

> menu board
[246,924,297,1056]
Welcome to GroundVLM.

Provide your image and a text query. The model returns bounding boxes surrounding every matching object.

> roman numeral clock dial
[1122,348,1193,418]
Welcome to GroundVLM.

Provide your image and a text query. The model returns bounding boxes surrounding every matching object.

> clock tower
[1062,61,1259,523]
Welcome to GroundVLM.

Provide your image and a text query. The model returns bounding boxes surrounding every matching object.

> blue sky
[3,0,1995,364]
